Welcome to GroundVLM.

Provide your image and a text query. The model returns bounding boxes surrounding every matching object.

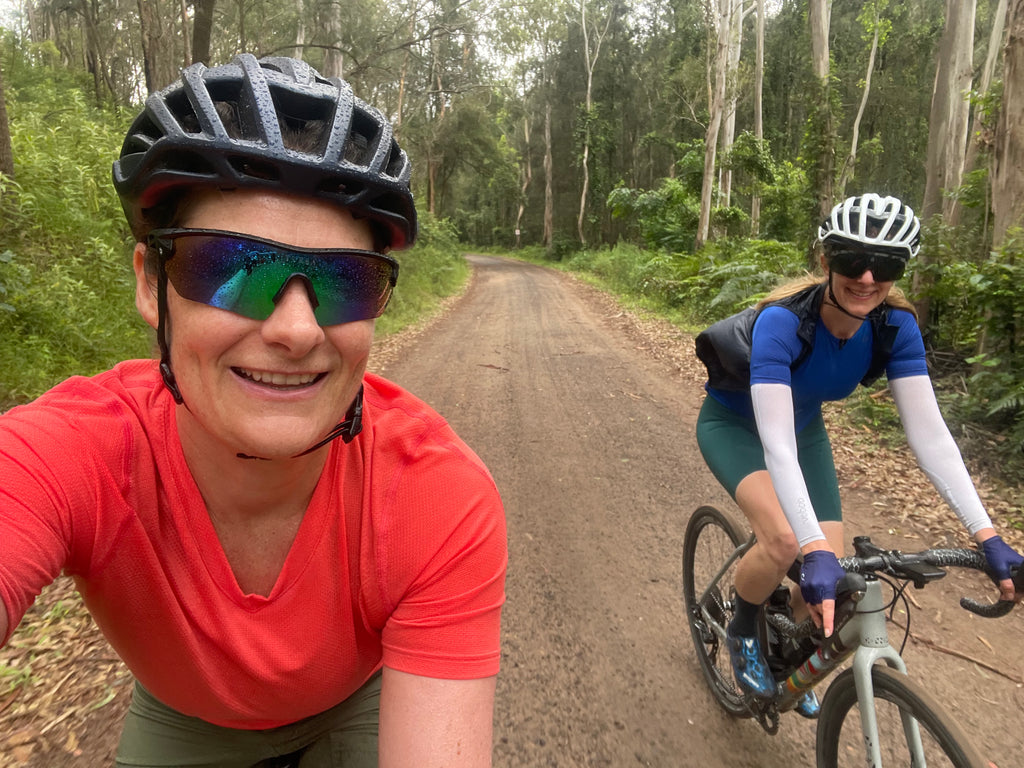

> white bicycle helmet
[818,194,921,259]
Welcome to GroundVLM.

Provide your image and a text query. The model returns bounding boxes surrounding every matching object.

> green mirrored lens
[154,231,396,325]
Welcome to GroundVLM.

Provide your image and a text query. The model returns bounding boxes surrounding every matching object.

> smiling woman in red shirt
[0,54,506,768]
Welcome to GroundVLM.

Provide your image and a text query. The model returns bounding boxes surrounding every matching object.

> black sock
[729,594,761,637]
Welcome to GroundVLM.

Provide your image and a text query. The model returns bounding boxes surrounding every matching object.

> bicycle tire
[816,665,988,768]
[682,505,750,717]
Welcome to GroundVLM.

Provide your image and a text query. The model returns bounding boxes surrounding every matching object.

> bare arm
[379,667,496,768]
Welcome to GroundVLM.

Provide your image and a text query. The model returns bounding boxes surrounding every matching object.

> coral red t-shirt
[0,360,506,729]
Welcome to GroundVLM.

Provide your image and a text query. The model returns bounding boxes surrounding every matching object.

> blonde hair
[755,272,918,320]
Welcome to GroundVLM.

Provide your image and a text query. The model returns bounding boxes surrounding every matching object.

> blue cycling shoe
[725,627,776,699]
[795,690,820,719]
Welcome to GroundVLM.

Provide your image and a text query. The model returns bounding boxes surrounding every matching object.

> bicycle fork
[778,576,930,767]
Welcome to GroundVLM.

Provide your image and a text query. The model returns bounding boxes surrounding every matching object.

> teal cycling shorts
[696,395,842,523]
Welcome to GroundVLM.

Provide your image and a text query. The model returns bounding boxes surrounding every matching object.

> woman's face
[134,189,377,460]
[821,254,894,317]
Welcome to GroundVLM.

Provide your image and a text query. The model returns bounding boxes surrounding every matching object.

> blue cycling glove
[799,550,846,606]
[980,535,1024,583]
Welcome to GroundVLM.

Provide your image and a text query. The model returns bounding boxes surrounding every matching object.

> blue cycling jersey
[708,305,928,431]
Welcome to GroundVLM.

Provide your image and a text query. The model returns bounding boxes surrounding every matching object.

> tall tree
[321,0,344,77]
[575,0,613,247]
[718,0,749,208]
[916,0,976,321]
[837,0,889,199]
[964,0,1008,181]
[808,0,834,234]
[921,0,976,224]
[993,0,1024,248]
[696,0,731,249]
[750,0,765,235]
[192,0,216,65]
[0,60,13,180]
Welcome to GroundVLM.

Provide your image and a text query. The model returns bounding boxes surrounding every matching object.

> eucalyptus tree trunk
[917,0,976,321]
[696,0,730,250]
[719,0,748,208]
[964,0,1007,185]
[515,113,532,250]
[192,0,215,65]
[543,101,553,252]
[0,61,13,180]
[837,1,884,199]
[992,0,1024,249]
[137,0,162,93]
[751,0,764,236]
[321,0,344,78]
[808,0,834,235]
[921,0,976,225]
[179,0,191,67]
[576,0,612,248]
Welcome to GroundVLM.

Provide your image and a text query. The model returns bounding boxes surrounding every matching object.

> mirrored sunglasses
[826,248,906,282]
[147,229,399,326]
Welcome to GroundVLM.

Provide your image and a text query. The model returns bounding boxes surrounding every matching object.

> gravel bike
[682,504,1022,768]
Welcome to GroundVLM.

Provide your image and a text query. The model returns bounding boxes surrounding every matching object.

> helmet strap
[290,387,364,458]
[237,387,364,460]
[156,265,185,405]
[825,272,869,322]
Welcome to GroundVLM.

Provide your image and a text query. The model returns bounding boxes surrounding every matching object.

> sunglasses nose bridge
[272,273,320,312]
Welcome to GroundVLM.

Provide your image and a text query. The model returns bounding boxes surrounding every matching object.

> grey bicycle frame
[707,535,932,767]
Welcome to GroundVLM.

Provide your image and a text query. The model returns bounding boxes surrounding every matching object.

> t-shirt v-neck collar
[163,404,335,608]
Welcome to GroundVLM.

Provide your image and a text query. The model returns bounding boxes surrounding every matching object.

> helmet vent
[165,91,202,134]
[316,178,366,197]
[161,150,216,176]
[345,111,380,167]
[383,140,403,178]
[227,155,281,182]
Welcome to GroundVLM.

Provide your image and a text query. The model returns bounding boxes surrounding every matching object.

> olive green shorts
[696,395,842,523]
[115,670,381,768]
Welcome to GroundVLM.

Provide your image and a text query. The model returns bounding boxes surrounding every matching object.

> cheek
[327,321,375,363]
[166,293,248,353]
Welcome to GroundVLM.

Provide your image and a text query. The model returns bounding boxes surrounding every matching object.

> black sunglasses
[826,248,907,282]
[147,229,399,326]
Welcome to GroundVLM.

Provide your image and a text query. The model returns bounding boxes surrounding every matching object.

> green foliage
[754,160,814,245]
[556,236,803,329]
[0,70,151,409]
[686,238,805,322]
[377,213,469,336]
[606,177,700,253]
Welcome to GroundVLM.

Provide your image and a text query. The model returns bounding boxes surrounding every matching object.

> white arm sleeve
[889,375,992,536]
[750,382,827,547]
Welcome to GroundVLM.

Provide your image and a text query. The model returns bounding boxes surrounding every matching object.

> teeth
[240,369,319,386]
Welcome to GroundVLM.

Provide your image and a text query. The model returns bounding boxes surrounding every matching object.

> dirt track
[2,253,1022,767]
[375,255,1024,768]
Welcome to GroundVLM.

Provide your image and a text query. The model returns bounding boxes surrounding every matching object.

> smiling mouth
[234,368,325,388]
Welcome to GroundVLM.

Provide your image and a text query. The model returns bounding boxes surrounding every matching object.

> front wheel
[682,505,750,717]
[816,665,988,768]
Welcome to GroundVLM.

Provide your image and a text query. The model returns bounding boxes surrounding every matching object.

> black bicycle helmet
[113,54,416,250]
[818,193,921,259]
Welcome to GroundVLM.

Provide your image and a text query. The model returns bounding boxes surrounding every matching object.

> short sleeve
[749,306,804,386]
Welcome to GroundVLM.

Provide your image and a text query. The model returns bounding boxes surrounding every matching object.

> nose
[856,269,877,284]
[260,277,325,354]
